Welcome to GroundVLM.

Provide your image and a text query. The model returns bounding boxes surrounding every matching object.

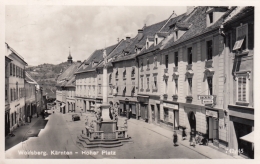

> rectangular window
[174,52,178,66]
[175,31,178,39]
[175,79,178,95]
[154,57,157,68]
[13,64,15,76]
[207,40,213,60]
[165,79,168,94]
[10,89,12,101]
[188,78,192,95]
[5,86,7,101]
[141,77,143,89]
[165,55,169,69]
[98,85,101,94]
[209,12,213,23]
[147,77,149,89]
[207,77,213,95]
[154,76,157,90]
[155,38,158,45]
[237,75,247,102]
[10,63,12,75]
[187,47,192,64]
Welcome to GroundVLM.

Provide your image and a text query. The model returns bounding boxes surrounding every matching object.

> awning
[233,36,245,51]
[240,131,254,143]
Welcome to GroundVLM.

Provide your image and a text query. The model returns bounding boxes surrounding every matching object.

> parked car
[72,114,80,121]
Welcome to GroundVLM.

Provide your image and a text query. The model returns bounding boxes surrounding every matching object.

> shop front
[205,109,219,146]
[137,95,149,122]
[228,105,254,158]
[161,101,179,130]
[118,98,138,119]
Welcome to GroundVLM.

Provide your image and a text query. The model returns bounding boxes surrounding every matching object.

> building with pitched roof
[5,43,27,132]
[222,6,254,158]
[56,51,82,114]
[74,43,119,112]
[5,56,12,136]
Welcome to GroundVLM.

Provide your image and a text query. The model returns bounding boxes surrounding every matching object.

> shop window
[188,78,192,95]
[207,40,213,60]
[164,108,169,122]
[187,47,192,65]
[165,55,169,69]
[233,24,248,52]
[174,51,178,67]
[207,77,213,95]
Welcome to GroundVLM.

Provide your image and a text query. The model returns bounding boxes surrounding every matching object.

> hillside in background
[25,62,71,98]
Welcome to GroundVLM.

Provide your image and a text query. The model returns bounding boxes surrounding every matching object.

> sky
[5,6,187,66]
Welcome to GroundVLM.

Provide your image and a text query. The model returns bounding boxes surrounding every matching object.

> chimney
[77,60,81,63]
[186,6,195,15]
[137,29,143,41]
[126,37,131,42]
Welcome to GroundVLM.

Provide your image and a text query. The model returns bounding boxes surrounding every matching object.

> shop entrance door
[151,105,155,123]
[157,104,160,124]
[188,112,196,132]
[207,117,219,142]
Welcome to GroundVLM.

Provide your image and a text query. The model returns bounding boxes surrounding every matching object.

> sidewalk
[124,117,236,159]
[5,116,41,151]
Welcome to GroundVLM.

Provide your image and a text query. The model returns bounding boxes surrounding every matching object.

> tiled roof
[25,72,38,84]
[75,43,118,74]
[156,32,169,38]
[223,6,254,25]
[162,6,234,50]
[64,75,76,87]
[56,62,81,87]
[176,22,192,30]
[97,39,134,68]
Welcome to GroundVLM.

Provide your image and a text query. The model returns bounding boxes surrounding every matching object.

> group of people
[173,127,196,147]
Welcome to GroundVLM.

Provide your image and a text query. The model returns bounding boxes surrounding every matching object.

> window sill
[236,101,249,106]
[185,95,193,100]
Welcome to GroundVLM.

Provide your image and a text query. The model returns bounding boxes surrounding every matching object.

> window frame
[147,77,149,89]
[187,47,192,65]
[165,55,169,69]
[175,79,178,95]
[236,72,250,104]
[188,78,192,96]
[207,77,213,95]
[209,12,213,24]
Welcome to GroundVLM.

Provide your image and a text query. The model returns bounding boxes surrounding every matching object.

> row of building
[5,43,44,136]
[55,6,254,158]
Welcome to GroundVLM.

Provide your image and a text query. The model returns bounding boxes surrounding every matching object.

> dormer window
[155,38,158,45]
[209,12,213,24]
[146,42,149,49]
[175,31,178,39]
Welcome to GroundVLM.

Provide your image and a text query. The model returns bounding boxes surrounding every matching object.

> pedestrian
[182,127,187,140]
[128,108,132,119]
[190,128,196,147]
[173,131,178,146]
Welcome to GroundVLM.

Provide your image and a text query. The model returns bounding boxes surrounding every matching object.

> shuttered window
[233,24,248,51]
[238,75,247,102]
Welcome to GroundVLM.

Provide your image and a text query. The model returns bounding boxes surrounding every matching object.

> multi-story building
[136,11,183,124]
[56,52,81,113]
[155,6,236,150]
[222,6,254,159]
[5,56,12,136]
[74,43,119,112]
[5,43,27,132]
[25,72,38,121]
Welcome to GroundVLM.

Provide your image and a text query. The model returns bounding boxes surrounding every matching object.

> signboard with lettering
[198,95,214,100]
[202,99,214,105]
[206,109,218,118]
[163,103,178,110]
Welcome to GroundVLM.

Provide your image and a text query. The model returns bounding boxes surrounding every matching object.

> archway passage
[188,111,196,132]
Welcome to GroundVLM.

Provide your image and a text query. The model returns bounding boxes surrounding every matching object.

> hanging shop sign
[206,109,218,118]
[163,103,178,110]
[202,99,214,105]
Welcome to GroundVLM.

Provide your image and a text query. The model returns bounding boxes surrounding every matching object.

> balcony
[186,64,192,70]
[173,66,178,72]
[205,60,213,68]
[172,94,178,100]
